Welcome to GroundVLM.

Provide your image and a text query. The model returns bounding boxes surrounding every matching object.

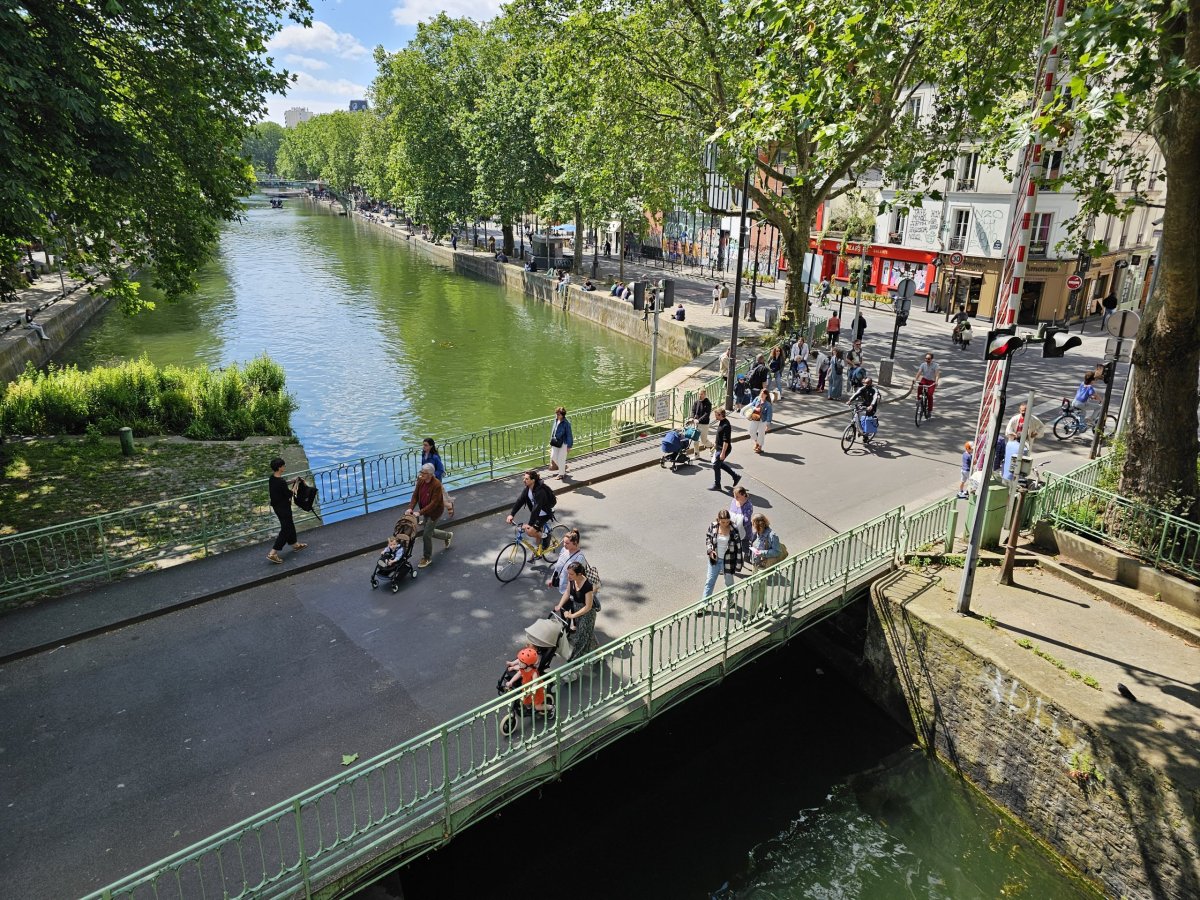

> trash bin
[763,306,778,328]
[965,483,1008,549]
[632,296,644,311]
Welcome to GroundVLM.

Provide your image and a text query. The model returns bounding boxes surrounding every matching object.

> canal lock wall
[0,282,111,384]
[802,584,1198,900]
[355,215,720,363]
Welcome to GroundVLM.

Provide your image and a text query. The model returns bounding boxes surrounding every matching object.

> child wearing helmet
[505,645,547,711]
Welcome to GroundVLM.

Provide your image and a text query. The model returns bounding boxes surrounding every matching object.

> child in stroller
[496,612,571,736]
[733,374,753,408]
[370,513,419,592]
[660,419,702,470]
[790,357,812,392]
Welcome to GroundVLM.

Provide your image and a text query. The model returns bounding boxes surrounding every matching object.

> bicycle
[1051,399,1117,442]
[494,515,568,583]
[840,403,878,452]
[914,381,932,427]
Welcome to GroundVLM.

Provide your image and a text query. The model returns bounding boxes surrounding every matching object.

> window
[1119,215,1130,249]
[1030,212,1052,257]
[1148,156,1159,190]
[888,210,907,243]
[949,209,970,250]
[1135,208,1147,246]
[906,95,923,121]
[1102,215,1114,250]
[956,152,979,191]
[1046,150,1065,183]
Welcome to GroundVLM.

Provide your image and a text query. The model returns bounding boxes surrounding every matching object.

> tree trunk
[781,228,812,333]
[618,218,625,282]
[1122,83,1200,519]
[591,221,599,277]
[573,204,584,275]
[502,223,514,257]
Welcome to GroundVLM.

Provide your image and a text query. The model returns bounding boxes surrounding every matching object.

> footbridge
[85,498,955,900]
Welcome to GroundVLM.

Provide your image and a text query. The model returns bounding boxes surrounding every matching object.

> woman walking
[767,346,785,400]
[556,561,598,664]
[826,350,846,401]
[748,513,786,617]
[549,406,574,479]
[421,438,445,481]
[701,509,742,605]
[743,387,774,454]
[266,457,307,564]
[730,486,753,560]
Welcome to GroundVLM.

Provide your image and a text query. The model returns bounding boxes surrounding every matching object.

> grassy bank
[0,355,295,440]
[0,435,305,535]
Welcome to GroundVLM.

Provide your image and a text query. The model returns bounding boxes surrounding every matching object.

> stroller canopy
[661,430,684,454]
[525,617,562,649]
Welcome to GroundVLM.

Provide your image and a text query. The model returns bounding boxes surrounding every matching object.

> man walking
[709,408,740,492]
[1100,292,1118,330]
[406,463,452,568]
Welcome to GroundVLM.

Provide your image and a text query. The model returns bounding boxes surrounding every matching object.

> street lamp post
[724,168,752,412]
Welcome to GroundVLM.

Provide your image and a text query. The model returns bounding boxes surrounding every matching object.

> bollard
[878,358,894,387]
[119,427,135,456]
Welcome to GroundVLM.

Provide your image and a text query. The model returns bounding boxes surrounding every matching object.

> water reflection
[54,199,677,468]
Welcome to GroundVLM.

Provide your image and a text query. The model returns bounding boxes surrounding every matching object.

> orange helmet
[517,647,539,667]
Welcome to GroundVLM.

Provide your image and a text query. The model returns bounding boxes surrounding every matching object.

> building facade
[284,107,313,129]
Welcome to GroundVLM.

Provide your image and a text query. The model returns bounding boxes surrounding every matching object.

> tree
[1028,1,1200,515]
[277,111,368,206]
[522,0,1042,328]
[0,0,312,312]
[244,121,287,174]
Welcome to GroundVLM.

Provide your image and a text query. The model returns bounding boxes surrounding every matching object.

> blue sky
[264,0,504,123]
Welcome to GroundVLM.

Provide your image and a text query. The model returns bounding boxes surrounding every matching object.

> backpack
[585,564,602,611]
[543,483,557,509]
[292,478,318,512]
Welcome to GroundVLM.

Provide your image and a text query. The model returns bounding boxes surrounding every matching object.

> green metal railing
[85,500,938,900]
[1037,473,1200,580]
[0,391,680,608]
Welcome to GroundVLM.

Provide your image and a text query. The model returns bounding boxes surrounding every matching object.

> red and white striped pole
[956,0,1066,614]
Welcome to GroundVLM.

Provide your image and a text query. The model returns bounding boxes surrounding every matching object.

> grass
[0,435,299,535]
[1014,637,1102,691]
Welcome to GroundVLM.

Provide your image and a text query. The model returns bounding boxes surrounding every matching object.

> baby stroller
[660,419,702,470]
[370,513,419,593]
[733,374,753,408]
[496,612,571,736]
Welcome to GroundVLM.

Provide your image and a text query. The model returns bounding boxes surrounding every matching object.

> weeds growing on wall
[0,355,296,439]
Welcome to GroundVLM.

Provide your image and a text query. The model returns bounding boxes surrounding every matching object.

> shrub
[0,356,294,440]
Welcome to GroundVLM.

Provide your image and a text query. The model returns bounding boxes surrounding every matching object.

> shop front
[935,254,1003,319]
[808,237,937,298]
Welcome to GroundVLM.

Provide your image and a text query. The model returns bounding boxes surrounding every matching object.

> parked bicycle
[1051,398,1117,442]
[840,402,879,452]
[494,514,568,583]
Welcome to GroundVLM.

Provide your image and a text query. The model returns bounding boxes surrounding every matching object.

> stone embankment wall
[358,217,719,361]
[852,586,1199,900]
[0,285,110,384]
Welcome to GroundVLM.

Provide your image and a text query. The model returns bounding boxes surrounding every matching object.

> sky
[263,0,504,123]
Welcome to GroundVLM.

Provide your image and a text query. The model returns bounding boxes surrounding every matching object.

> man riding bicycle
[506,469,557,549]
[846,377,881,417]
[914,353,940,416]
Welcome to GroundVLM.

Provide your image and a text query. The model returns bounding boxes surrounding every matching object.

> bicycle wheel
[914,394,926,428]
[1099,414,1119,440]
[494,541,527,583]
[1052,414,1080,441]
[840,422,857,453]
[541,524,569,563]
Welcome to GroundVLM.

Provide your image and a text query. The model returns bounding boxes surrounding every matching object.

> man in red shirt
[826,313,841,347]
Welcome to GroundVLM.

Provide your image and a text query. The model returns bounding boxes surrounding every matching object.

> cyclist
[914,352,941,416]
[845,376,881,417]
[506,469,557,550]
[1072,371,1098,427]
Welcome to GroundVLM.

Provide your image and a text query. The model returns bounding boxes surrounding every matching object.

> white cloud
[284,54,328,71]
[290,72,369,99]
[269,21,368,60]
[391,0,504,26]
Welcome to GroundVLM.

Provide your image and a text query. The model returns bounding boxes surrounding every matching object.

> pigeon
[1116,683,1138,702]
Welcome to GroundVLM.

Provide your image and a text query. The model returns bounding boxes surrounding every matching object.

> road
[0,303,1123,897]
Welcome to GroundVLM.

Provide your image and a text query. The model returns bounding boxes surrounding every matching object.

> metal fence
[84,501,935,900]
[0,391,680,608]
[1038,473,1200,580]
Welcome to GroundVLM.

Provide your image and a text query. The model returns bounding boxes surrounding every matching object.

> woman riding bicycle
[506,469,557,550]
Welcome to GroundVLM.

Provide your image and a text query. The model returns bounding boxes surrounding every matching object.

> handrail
[84,500,943,899]
[0,389,682,608]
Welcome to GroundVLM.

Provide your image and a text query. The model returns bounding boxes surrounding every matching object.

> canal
[54,197,681,469]
[367,641,1096,899]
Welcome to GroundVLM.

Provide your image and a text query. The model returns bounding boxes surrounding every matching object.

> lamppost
[724,168,752,412]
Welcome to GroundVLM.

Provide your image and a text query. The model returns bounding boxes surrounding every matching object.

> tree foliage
[277,111,369,202]
[244,121,287,175]
[1025,1,1200,515]
[0,0,312,312]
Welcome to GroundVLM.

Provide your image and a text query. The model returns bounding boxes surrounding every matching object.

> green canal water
[54,197,681,469]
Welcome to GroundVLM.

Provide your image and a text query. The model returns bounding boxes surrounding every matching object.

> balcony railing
[887,232,903,245]
[955,178,976,191]
[948,236,967,251]
[1029,240,1048,259]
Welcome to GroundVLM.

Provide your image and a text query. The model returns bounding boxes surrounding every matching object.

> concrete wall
[859,589,1199,900]
[359,216,719,361]
[0,286,111,384]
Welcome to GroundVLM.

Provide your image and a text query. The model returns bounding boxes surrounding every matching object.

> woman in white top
[702,509,742,602]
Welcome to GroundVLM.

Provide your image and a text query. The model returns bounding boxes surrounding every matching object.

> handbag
[292,477,318,512]
[749,407,762,421]
[549,436,564,448]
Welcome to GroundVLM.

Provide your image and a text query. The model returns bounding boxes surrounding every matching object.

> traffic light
[896,311,909,326]
[1042,327,1083,358]
[1102,360,1116,384]
[985,328,1025,360]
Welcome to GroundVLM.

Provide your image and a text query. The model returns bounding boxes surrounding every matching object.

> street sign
[1104,338,1134,362]
[1066,274,1083,291]
[949,251,964,266]
[654,392,671,422]
[1106,309,1141,339]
